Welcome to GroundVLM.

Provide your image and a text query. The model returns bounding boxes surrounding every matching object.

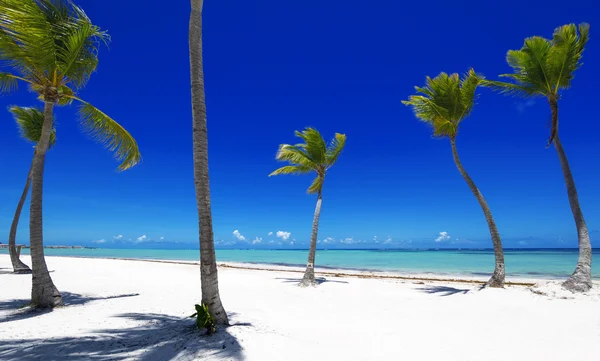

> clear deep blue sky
[0,0,598,250]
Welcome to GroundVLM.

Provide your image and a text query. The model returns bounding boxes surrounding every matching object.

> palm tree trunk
[451,137,505,287]
[29,99,61,308]
[549,100,592,292]
[300,189,323,287]
[8,151,35,274]
[190,0,228,325]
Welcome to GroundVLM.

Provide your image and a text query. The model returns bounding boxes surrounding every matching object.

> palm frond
[9,105,56,147]
[325,133,346,168]
[294,128,327,164]
[269,165,313,177]
[403,70,482,138]
[546,23,589,93]
[307,175,324,195]
[275,144,317,169]
[0,71,19,93]
[480,79,539,98]
[74,98,141,171]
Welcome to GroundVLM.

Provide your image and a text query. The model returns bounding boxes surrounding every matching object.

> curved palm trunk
[8,152,35,274]
[549,100,592,292]
[30,100,61,308]
[190,0,228,325]
[300,189,323,287]
[451,137,505,287]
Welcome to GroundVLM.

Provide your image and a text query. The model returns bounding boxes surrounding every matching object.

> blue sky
[0,0,598,250]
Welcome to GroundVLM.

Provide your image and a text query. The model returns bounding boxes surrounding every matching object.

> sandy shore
[1,255,599,361]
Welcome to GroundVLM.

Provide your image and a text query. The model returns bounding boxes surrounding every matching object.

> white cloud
[341,237,354,244]
[252,237,262,245]
[322,237,335,244]
[160,237,165,241]
[383,236,393,244]
[136,235,148,242]
[276,231,291,241]
[113,235,123,240]
[268,232,273,236]
[373,236,377,241]
[435,232,450,242]
[290,241,294,246]
[518,240,527,246]
[233,230,246,241]
[93,239,106,244]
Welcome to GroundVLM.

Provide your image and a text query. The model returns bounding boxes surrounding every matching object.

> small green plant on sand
[191,302,216,335]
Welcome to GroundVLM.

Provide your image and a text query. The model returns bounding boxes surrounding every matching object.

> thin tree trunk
[190,0,228,325]
[300,189,323,287]
[8,152,35,274]
[549,99,592,292]
[451,137,505,287]
[29,100,61,308]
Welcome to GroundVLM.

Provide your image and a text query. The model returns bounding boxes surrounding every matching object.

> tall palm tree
[483,24,592,292]
[0,0,141,308]
[7,106,57,274]
[403,69,505,287]
[270,128,346,287]
[189,0,228,325]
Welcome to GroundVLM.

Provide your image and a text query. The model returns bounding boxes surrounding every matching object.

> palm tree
[7,106,57,274]
[403,69,505,287]
[269,128,346,287]
[483,24,592,292]
[0,0,141,308]
[189,0,228,325]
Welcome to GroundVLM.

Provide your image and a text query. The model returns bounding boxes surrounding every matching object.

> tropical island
[0,1,598,361]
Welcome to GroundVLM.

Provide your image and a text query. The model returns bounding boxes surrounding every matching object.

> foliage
[190,303,216,335]
[482,23,589,145]
[402,69,483,138]
[269,128,346,194]
[9,106,57,148]
[0,0,140,170]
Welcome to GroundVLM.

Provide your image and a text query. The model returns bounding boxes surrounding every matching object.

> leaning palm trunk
[550,101,592,292]
[8,152,35,274]
[30,100,62,308]
[300,190,323,287]
[451,138,505,287]
[190,0,228,325]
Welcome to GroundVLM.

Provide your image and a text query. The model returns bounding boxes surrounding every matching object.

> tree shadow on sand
[0,312,244,361]
[276,277,349,285]
[0,292,140,324]
[418,285,470,296]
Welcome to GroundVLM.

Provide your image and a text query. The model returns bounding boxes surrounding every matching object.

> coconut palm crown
[483,23,589,146]
[269,127,346,193]
[0,0,140,169]
[402,69,481,137]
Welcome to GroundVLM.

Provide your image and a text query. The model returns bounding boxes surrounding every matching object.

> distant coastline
[0,244,96,249]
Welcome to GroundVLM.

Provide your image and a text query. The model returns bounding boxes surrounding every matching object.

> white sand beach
[1,255,599,361]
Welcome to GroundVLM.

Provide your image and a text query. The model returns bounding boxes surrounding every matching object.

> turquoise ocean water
[3,248,598,279]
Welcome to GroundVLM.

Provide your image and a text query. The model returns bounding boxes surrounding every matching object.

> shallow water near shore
[3,248,598,279]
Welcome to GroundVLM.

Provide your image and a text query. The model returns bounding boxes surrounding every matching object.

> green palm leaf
[75,100,141,171]
[9,106,57,148]
[325,133,346,168]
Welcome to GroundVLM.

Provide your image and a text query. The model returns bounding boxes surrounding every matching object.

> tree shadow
[0,292,140,324]
[0,312,244,361]
[275,277,349,285]
[418,285,470,296]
